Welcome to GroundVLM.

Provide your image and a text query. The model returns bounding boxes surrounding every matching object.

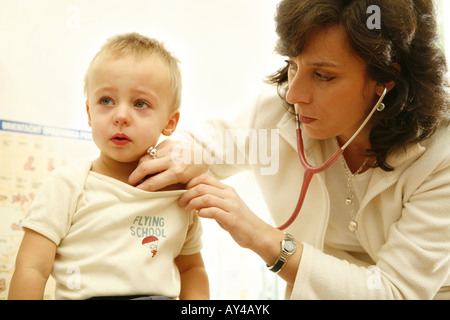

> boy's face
[86,55,179,165]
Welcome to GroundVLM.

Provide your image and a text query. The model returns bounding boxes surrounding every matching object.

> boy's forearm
[8,267,48,300]
[179,265,210,300]
[8,229,56,300]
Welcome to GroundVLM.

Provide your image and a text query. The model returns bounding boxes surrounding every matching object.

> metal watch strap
[267,232,296,273]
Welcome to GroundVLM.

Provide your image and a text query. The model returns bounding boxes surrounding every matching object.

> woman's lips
[298,115,317,124]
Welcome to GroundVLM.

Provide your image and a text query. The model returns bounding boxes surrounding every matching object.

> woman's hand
[129,139,209,191]
[179,174,281,253]
[179,174,302,285]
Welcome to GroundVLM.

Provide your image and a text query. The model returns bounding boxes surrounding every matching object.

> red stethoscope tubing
[276,87,387,230]
[276,127,343,230]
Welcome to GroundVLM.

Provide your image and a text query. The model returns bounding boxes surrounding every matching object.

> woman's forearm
[249,225,303,287]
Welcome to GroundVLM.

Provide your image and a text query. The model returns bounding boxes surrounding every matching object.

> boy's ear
[86,102,92,127]
[162,111,180,136]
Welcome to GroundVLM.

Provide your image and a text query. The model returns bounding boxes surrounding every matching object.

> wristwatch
[267,232,296,273]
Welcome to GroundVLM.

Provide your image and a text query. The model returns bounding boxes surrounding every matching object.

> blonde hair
[84,32,182,111]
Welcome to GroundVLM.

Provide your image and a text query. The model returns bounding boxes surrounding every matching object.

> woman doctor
[131,0,450,299]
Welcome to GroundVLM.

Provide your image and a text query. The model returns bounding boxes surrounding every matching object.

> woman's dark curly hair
[268,0,450,171]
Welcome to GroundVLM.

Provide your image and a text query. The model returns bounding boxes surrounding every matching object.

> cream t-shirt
[21,161,202,300]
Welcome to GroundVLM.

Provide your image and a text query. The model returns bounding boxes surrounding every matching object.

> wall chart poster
[0,119,97,299]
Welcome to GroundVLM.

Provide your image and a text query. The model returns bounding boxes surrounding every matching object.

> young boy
[8,33,209,300]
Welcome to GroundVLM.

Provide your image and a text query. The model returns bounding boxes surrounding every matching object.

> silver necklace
[341,155,369,232]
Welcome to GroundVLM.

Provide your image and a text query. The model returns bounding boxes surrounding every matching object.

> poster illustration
[0,119,97,299]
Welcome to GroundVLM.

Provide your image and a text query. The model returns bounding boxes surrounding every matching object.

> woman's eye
[315,72,335,81]
[100,97,114,105]
[286,60,297,72]
[135,100,150,109]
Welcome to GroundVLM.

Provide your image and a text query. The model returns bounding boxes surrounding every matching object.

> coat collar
[277,111,298,151]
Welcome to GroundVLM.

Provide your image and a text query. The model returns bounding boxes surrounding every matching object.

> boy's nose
[113,104,131,126]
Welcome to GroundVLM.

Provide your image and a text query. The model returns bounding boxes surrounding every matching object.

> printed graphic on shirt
[142,236,159,257]
[130,215,166,257]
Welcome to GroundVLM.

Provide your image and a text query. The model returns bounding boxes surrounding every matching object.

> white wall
[438,0,450,68]
[0,0,283,131]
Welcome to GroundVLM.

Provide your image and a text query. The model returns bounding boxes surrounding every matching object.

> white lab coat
[202,88,450,299]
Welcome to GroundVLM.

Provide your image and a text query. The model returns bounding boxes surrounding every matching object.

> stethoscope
[277,86,387,230]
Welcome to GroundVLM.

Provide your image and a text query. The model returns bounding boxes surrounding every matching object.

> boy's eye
[135,100,150,109]
[100,97,114,105]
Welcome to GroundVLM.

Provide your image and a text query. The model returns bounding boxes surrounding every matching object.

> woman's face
[286,25,381,144]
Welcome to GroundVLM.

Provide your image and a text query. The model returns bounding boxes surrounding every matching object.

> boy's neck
[91,157,138,185]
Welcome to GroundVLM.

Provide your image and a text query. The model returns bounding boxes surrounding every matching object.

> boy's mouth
[111,133,131,145]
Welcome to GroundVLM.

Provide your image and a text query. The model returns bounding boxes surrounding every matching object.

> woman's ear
[378,62,401,94]
[162,111,180,136]
[86,101,92,127]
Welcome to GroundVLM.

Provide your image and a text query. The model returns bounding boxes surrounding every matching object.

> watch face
[284,240,296,252]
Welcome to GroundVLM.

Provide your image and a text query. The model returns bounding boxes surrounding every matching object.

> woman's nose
[286,71,311,106]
